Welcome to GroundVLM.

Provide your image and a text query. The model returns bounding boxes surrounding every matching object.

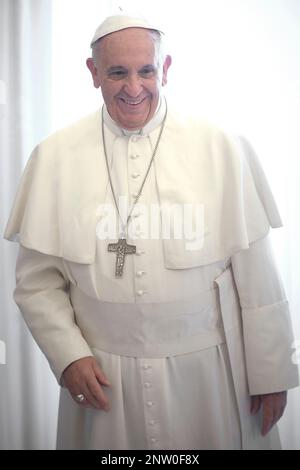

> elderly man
[4,14,299,450]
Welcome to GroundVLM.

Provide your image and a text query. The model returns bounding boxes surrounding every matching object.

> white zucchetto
[90,14,164,47]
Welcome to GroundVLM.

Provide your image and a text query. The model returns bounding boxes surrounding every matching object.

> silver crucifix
[108,238,136,277]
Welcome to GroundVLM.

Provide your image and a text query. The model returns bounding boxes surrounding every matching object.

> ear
[162,55,172,87]
[86,58,101,89]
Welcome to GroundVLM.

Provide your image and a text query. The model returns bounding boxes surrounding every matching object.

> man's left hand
[250,391,287,436]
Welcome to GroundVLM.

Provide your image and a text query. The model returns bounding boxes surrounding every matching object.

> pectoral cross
[108,238,136,277]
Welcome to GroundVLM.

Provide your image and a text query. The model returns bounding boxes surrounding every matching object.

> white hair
[91,29,165,68]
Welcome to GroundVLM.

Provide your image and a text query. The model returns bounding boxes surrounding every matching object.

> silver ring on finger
[75,393,85,403]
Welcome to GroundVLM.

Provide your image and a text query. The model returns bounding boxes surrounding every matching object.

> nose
[123,73,143,97]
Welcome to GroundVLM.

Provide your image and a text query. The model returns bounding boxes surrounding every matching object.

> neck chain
[101,101,168,277]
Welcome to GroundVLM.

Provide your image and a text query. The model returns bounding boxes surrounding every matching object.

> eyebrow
[106,64,156,74]
[140,64,156,70]
[106,66,127,74]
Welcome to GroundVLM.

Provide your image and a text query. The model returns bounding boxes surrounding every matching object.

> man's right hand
[62,356,111,411]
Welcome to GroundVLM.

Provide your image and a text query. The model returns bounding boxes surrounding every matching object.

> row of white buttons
[135,237,146,294]
[147,402,158,445]
[141,362,158,447]
[129,141,149,307]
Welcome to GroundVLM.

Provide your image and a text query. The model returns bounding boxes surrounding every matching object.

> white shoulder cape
[4,110,283,265]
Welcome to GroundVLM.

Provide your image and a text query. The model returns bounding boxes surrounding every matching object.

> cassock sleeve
[231,234,299,396]
[14,244,94,384]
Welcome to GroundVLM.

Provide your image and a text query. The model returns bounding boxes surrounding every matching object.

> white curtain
[1,0,300,450]
[0,0,59,450]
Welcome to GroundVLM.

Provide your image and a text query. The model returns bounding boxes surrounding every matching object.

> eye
[139,66,156,78]
[107,70,127,80]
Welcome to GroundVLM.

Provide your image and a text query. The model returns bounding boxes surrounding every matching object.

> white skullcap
[90,14,164,47]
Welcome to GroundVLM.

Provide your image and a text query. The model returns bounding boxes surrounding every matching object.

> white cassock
[4,98,299,450]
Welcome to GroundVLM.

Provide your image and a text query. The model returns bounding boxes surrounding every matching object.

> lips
[119,96,147,106]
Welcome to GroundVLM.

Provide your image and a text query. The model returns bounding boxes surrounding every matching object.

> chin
[119,115,149,130]
[115,103,155,129]
[121,122,143,130]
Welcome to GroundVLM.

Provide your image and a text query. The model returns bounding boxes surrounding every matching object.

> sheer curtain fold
[0,0,59,450]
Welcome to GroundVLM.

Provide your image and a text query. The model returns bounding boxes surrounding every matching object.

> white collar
[103,96,167,137]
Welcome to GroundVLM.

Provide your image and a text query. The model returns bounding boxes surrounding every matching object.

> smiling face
[87,28,171,130]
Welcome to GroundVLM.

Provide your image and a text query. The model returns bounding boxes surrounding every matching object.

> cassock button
[136,271,146,278]
[147,401,154,407]
[150,438,157,444]
[149,420,155,426]
[136,250,145,256]
[137,290,145,296]
[144,382,151,388]
[131,172,140,179]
